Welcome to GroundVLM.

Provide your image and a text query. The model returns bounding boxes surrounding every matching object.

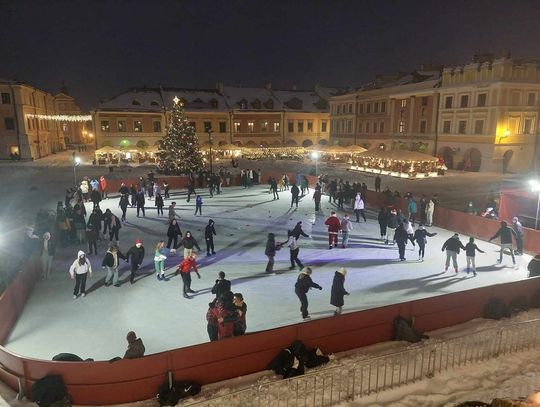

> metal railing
[181,318,540,406]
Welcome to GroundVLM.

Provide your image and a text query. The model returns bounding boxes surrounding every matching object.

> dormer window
[150,100,160,107]
[239,99,248,109]
[193,98,203,104]
[132,100,141,106]
[210,98,218,108]
[264,99,274,109]
[251,99,261,109]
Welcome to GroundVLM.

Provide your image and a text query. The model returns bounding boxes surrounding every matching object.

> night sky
[1,0,539,110]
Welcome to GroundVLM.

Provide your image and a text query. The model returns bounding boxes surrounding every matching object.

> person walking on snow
[102,244,126,287]
[287,230,304,270]
[442,233,466,273]
[413,225,437,261]
[330,267,349,316]
[119,194,129,222]
[325,211,341,249]
[341,214,353,248]
[178,253,200,298]
[290,183,300,208]
[69,250,92,299]
[205,219,217,256]
[126,239,145,284]
[465,237,485,276]
[295,267,322,320]
[154,240,169,281]
[353,192,366,222]
[489,221,517,266]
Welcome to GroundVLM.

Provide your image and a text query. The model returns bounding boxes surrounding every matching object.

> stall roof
[359,149,438,161]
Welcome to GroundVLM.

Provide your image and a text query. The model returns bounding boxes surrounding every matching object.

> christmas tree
[156,97,204,175]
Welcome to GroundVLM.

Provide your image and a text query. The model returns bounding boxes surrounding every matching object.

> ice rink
[4,184,531,361]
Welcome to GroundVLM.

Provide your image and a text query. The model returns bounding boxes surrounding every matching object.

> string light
[26,114,92,122]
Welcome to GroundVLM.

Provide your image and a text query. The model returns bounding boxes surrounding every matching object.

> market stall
[350,149,444,179]
[94,146,121,164]
[241,145,305,160]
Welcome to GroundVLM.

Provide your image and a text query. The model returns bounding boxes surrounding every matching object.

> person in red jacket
[210,291,238,340]
[324,211,341,249]
[177,253,200,298]
[99,175,108,199]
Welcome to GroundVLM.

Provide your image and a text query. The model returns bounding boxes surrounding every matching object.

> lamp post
[311,151,319,176]
[207,127,213,175]
[530,179,540,230]
[73,156,81,186]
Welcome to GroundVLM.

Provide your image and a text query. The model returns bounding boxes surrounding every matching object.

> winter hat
[338,267,348,276]
[135,239,142,244]
[302,267,313,275]
[43,232,51,239]
[77,250,85,257]
[512,217,519,222]
[453,233,459,238]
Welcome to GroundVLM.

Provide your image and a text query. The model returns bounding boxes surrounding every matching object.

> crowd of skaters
[26,166,536,336]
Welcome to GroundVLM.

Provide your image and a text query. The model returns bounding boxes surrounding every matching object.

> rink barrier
[2,263,540,404]
[182,316,540,406]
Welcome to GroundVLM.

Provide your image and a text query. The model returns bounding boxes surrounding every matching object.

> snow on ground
[4,180,532,361]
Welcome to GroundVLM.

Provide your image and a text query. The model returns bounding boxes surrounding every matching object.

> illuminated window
[261,121,268,132]
[118,120,126,132]
[307,121,313,132]
[247,122,254,132]
[134,120,143,132]
[234,121,241,132]
[273,122,280,132]
[189,121,197,131]
[401,100,407,108]
[398,120,405,133]
[100,121,110,132]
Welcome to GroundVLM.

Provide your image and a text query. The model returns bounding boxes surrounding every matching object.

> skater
[102,244,126,287]
[290,183,300,208]
[205,219,217,256]
[155,192,164,216]
[330,267,349,315]
[489,221,517,266]
[403,219,416,247]
[353,192,367,222]
[206,299,219,341]
[377,207,387,241]
[154,240,169,281]
[300,176,309,195]
[386,208,398,245]
[129,184,137,207]
[341,214,353,248]
[41,232,56,279]
[325,211,341,249]
[126,239,145,284]
[419,195,428,225]
[166,219,182,253]
[442,233,466,273]
[194,195,203,216]
[211,271,231,299]
[69,250,92,299]
[163,180,170,199]
[512,217,524,255]
[153,181,160,199]
[119,194,129,222]
[287,230,304,270]
[209,291,238,339]
[465,237,485,276]
[109,213,121,242]
[395,223,409,261]
[233,293,247,336]
[374,175,381,193]
[413,225,437,261]
[270,177,279,200]
[180,231,201,259]
[426,197,435,226]
[313,186,321,211]
[291,221,310,240]
[99,175,108,199]
[168,202,179,221]
[178,253,200,298]
[407,197,418,226]
[136,189,145,217]
[187,181,196,202]
[264,233,281,273]
[294,267,322,320]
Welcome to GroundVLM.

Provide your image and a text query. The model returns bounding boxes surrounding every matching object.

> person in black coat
[442,233,466,273]
[155,193,164,216]
[489,220,517,266]
[290,183,300,209]
[377,207,387,241]
[528,254,540,278]
[211,271,231,299]
[264,233,282,273]
[136,190,145,217]
[119,194,129,222]
[294,267,322,320]
[394,223,409,261]
[386,209,398,245]
[126,239,145,284]
[166,219,182,253]
[87,207,102,237]
[108,213,121,242]
[205,219,217,256]
[330,267,349,315]
[291,221,310,240]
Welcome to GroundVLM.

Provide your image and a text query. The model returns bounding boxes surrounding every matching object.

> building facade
[330,55,540,173]
[93,83,338,150]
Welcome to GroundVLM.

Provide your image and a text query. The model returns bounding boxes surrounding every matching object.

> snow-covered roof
[97,88,164,112]
[160,88,227,111]
[271,89,328,112]
[222,86,282,111]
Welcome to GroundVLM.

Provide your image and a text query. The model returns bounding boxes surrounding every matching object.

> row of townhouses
[1,54,539,173]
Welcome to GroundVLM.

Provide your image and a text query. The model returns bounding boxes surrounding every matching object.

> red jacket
[179,258,198,274]
[99,176,107,191]
[210,302,237,339]
[325,215,341,233]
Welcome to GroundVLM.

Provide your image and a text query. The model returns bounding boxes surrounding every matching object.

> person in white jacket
[69,250,92,299]
[353,192,366,223]
[426,198,435,227]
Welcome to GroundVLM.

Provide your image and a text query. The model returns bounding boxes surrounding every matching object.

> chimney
[265,82,272,90]
[215,81,224,94]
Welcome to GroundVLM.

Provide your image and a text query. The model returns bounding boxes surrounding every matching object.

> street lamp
[311,151,319,176]
[206,126,213,175]
[73,156,81,186]
[530,179,540,230]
